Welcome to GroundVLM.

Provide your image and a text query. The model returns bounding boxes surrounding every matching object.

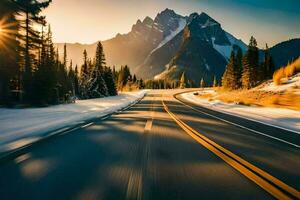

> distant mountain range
[56,9,300,84]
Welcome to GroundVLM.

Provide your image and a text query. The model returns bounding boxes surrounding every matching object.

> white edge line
[81,122,94,128]
[180,93,300,135]
[178,98,300,149]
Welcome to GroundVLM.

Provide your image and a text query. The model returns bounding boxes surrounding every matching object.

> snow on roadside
[0,90,147,154]
[259,73,300,93]
[180,91,300,133]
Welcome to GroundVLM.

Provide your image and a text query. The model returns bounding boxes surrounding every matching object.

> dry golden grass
[196,89,300,111]
[273,68,285,85]
[120,84,140,92]
[273,57,300,85]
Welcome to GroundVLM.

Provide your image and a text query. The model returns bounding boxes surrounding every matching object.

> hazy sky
[44,0,300,47]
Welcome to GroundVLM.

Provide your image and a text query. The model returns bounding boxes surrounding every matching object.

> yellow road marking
[162,99,300,200]
[175,97,300,198]
[144,97,155,132]
[144,119,153,131]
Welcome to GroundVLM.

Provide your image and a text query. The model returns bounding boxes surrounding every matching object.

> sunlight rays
[0,16,18,52]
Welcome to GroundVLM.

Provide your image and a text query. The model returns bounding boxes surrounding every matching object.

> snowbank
[0,90,147,154]
[180,91,300,133]
[259,73,300,93]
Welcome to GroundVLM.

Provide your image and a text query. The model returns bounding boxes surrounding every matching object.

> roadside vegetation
[205,89,300,111]
[0,0,145,107]
[273,58,300,85]
[195,37,300,111]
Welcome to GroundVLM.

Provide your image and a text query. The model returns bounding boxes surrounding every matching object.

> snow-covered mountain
[56,8,186,71]
[136,12,247,84]
[55,9,300,85]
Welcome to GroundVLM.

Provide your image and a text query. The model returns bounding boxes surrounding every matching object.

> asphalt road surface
[0,90,299,200]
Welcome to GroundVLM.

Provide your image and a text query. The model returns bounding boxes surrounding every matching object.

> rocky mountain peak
[153,8,186,37]
[143,16,154,26]
[158,8,177,18]
[188,12,219,27]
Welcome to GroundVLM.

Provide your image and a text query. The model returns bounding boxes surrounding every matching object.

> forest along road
[0,90,299,200]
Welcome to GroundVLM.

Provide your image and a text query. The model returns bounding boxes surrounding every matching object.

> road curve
[0,90,299,200]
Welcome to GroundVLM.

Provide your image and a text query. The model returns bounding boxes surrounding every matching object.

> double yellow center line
[162,99,300,200]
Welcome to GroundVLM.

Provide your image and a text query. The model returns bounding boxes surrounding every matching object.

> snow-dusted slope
[259,73,300,94]
[225,32,247,52]
[0,91,146,154]
[212,32,247,60]
[150,18,186,54]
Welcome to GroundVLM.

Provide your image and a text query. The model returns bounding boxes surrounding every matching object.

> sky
[44,0,300,47]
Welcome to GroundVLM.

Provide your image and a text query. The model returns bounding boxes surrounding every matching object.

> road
[0,90,299,200]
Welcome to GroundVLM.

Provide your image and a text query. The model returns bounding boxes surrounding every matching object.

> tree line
[222,36,275,90]
[0,0,142,106]
[0,0,80,106]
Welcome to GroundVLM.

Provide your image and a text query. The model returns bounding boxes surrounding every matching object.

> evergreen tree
[80,49,89,98]
[133,74,137,83]
[117,66,125,91]
[213,76,218,87]
[222,51,239,90]
[200,78,205,88]
[89,42,108,97]
[123,65,131,85]
[179,72,186,89]
[57,42,69,101]
[63,43,67,67]
[138,79,144,89]
[242,36,259,89]
[112,66,118,81]
[0,0,19,104]
[117,65,132,90]
[74,65,79,96]
[68,60,76,96]
[236,47,243,88]
[31,25,56,105]
[262,44,275,79]
[14,0,52,102]
[103,67,117,96]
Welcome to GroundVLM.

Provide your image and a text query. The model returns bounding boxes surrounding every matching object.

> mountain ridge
[55,9,300,84]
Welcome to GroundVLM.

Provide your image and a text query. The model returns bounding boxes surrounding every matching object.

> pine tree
[117,65,132,90]
[123,65,131,85]
[32,25,56,105]
[57,42,69,101]
[63,43,67,67]
[68,60,75,96]
[222,51,238,90]
[200,78,205,88]
[242,36,259,89]
[80,49,89,98]
[117,66,125,91]
[179,72,186,89]
[103,67,117,96]
[262,44,275,80]
[89,42,108,97]
[14,0,52,102]
[213,76,218,87]
[236,47,243,88]
[0,0,19,104]
[74,65,79,96]
[138,79,144,89]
